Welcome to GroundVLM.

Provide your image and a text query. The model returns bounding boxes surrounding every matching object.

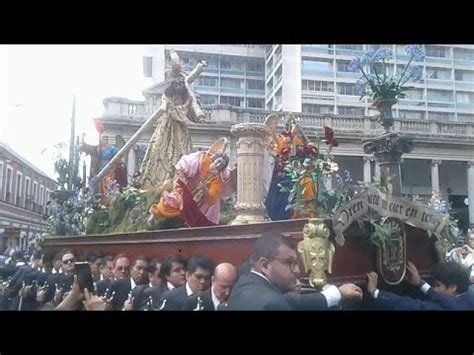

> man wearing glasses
[96,254,128,298]
[109,255,149,310]
[51,251,76,306]
[227,233,363,310]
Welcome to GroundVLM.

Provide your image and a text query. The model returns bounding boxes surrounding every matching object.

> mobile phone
[74,262,94,293]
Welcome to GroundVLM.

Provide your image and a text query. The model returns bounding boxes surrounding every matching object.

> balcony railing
[101,97,474,140]
[302,68,334,76]
[302,45,334,55]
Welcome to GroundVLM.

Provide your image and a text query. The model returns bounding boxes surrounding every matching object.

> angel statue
[148,138,236,228]
[139,49,208,190]
[80,134,128,194]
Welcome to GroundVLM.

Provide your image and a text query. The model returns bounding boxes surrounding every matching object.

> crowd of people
[0,231,473,311]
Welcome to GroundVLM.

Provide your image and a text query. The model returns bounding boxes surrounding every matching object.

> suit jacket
[96,278,113,297]
[44,272,64,304]
[183,288,215,311]
[130,284,149,310]
[109,278,132,311]
[159,284,194,311]
[373,288,474,310]
[138,283,169,310]
[226,272,329,310]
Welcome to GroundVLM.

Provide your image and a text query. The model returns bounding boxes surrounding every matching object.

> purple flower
[405,45,425,61]
[407,65,423,81]
[349,57,363,71]
[376,47,393,60]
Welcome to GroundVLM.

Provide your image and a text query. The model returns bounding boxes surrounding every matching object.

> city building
[0,142,58,252]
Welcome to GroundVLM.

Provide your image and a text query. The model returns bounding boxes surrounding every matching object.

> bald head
[212,263,238,303]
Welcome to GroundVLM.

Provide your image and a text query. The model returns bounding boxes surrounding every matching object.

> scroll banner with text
[332,187,450,246]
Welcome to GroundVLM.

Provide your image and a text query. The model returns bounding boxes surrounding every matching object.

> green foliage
[368,219,395,249]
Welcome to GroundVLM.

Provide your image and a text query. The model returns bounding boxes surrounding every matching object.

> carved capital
[362,133,414,164]
[363,156,374,163]
[466,161,474,169]
[431,159,442,167]
[231,123,268,138]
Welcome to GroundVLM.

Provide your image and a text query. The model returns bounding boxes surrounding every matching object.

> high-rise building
[144,45,474,122]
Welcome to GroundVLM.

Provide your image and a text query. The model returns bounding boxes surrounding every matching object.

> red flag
[93,119,106,134]
[177,180,217,227]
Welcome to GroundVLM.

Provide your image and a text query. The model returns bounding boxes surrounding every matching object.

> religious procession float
[41,46,461,296]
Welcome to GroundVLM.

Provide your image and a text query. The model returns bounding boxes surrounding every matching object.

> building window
[301,59,333,74]
[427,89,454,102]
[220,58,243,71]
[16,172,22,207]
[454,48,474,61]
[25,177,31,208]
[197,77,217,87]
[5,167,13,203]
[399,111,425,120]
[302,80,334,92]
[220,96,242,107]
[337,83,358,96]
[335,45,363,51]
[247,98,264,108]
[39,185,44,212]
[426,67,451,80]
[425,46,448,58]
[302,104,333,114]
[32,181,38,210]
[247,61,264,73]
[403,89,424,101]
[221,78,241,89]
[338,106,365,116]
[455,70,474,82]
[337,60,358,73]
[247,80,264,90]
[200,95,218,105]
[456,91,474,104]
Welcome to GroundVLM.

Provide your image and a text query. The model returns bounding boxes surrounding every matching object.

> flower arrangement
[278,125,340,218]
[350,45,426,102]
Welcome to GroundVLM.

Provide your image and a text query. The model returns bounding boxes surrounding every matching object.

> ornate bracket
[297,219,335,289]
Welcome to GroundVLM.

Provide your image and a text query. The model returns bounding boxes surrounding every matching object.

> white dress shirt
[211,286,220,310]
[167,281,175,291]
[185,282,194,296]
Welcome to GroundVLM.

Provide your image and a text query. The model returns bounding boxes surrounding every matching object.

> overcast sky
[0,45,153,179]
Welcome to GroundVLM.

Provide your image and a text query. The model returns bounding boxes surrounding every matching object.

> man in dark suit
[95,255,114,297]
[159,255,187,292]
[367,261,474,310]
[132,259,161,310]
[184,262,238,311]
[159,256,214,310]
[110,255,149,310]
[227,233,363,310]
